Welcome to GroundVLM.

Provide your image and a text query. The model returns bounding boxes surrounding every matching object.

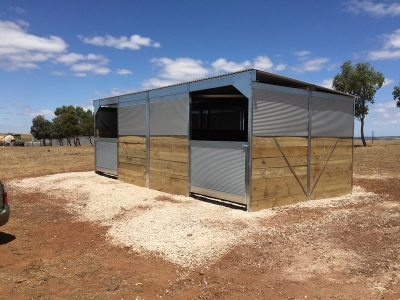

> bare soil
[0,143,400,299]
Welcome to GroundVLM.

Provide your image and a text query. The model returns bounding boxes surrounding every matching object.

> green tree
[30,115,53,146]
[333,61,385,146]
[393,83,400,107]
[54,105,80,146]
[80,109,94,145]
[53,105,93,146]
[50,116,65,145]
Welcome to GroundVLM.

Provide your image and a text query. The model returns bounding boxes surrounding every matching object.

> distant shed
[93,69,354,211]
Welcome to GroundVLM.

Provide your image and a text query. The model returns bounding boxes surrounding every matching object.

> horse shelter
[93,69,354,212]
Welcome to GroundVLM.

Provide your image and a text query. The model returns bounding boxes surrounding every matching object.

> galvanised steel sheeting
[190,141,246,199]
[311,96,354,137]
[150,98,188,135]
[118,104,146,136]
[253,88,309,136]
[95,140,118,174]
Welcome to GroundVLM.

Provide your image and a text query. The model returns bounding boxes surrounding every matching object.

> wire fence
[25,136,94,147]
[353,131,400,146]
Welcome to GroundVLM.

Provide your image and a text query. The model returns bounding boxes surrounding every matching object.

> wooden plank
[119,155,146,166]
[251,185,305,201]
[253,136,308,147]
[150,159,188,172]
[252,146,308,158]
[119,135,146,144]
[119,169,146,181]
[149,181,188,196]
[150,142,187,152]
[118,173,146,187]
[150,151,188,163]
[252,165,308,180]
[252,155,307,169]
[119,142,147,151]
[150,136,188,143]
[251,193,305,211]
[311,137,352,147]
[252,176,305,189]
[119,148,146,159]
[119,162,146,173]
[311,153,353,165]
[311,146,352,155]
[150,171,188,184]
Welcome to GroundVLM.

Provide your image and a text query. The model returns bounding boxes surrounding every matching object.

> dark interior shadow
[190,194,247,211]
[0,232,16,245]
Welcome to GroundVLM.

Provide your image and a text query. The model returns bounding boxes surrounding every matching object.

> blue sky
[0,0,399,136]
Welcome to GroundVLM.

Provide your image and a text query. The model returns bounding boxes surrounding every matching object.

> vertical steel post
[188,94,192,196]
[245,92,253,212]
[351,96,355,191]
[307,87,313,201]
[117,97,120,177]
[146,93,150,188]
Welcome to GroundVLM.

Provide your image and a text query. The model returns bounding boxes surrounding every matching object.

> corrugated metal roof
[93,68,353,102]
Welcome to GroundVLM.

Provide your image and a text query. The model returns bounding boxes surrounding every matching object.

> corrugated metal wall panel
[190,146,245,196]
[253,89,309,136]
[96,141,118,171]
[118,104,146,136]
[150,98,188,135]
[312,97,354,137]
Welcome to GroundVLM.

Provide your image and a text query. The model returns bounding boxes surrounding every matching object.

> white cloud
[115,68,132,75]
[369,100,400,127]
[56,53,85,65]
[368,29,400,60]
[9,7,26,14]
[142,55,284,89]
[383,78,395,86]
[51,71,66,76]
[94,87,137,97]
[292,57,329,73]
[74,73,87,77]
[275,63,287,71]
[211,56,277,73]
[79,34,160,50]
[25,109,55,117]
[318,78,333,89]
[343,0,400,17]
[55,52,108,65]
[142,57,209,88]
[292,51,311,59]
[253,56,274,70]
[211,58,251,73]
[71,63,111,75]
[0,20,67,70]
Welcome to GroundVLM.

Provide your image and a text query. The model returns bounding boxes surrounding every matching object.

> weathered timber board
[149,136,188,196]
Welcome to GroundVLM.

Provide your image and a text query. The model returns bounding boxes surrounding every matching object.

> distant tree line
[30,105,94,146]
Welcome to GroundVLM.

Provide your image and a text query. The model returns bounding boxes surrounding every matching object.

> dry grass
[353,140,400,178]
[0,145,94,180]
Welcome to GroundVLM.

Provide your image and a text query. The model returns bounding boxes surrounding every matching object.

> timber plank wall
[119,136,146,187]
[149,136,188,196]
[251,136,352,211]
[310,137,352,199]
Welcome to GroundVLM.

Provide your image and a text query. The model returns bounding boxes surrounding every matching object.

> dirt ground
[0,142,399,300]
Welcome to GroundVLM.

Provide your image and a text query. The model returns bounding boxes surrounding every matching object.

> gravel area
[7,171,380,267]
